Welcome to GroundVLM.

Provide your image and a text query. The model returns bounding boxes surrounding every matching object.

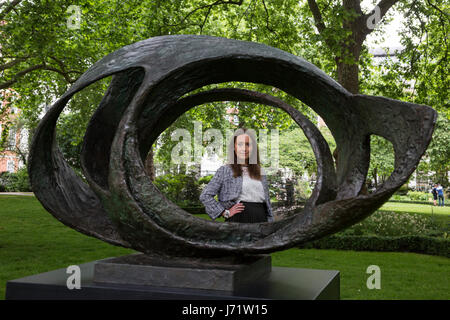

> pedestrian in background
[436,184,445,207]
[431,184,438,206]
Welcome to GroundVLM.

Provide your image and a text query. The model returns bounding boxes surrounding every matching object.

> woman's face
[235,134,252,163]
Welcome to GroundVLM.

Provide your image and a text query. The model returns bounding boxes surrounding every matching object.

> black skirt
[225,201,268,223]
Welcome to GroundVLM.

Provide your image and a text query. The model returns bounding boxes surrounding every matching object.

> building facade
[0,89,27,173]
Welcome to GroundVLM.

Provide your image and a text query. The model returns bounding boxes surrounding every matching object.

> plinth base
[93,253,271,292]
[6,258,340,300]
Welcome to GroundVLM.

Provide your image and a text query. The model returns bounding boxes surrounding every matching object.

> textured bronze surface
[28,35,436,258]
[93,253,272,291]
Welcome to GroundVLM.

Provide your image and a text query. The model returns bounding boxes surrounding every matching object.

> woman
[200,128,274,223]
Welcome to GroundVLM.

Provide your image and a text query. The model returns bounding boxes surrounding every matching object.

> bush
[198,175,213,186]
[0,168,31,192]
[295,179,312,200]
[266,171,286,202]
[341,211,443,237]
[299,235,450,258]
[390,194,408,201]
[407,191,430,201]
[180,206,206,215]
[154,172,204,207]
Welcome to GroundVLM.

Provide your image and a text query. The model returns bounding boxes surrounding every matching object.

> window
[7,128,16,150]
[7,160,15,173]
[20,129,28,150]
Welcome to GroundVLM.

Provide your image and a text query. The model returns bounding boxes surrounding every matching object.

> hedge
[0,169,31,192]
[181,206,206,215]
[298,235,450,258]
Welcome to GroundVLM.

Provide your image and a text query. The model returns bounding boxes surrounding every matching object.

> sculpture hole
[368,135,395,193]
[55,76,112,182]
[147,91,333,222]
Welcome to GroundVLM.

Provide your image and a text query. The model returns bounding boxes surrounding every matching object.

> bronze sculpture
[28,35,436,258]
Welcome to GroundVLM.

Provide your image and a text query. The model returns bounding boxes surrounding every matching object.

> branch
[307,0,342,50]
[261,0,294,52]
[0,58,81,89]
[361,0,400,36]
[164,0,244,29]
[199,3,214,34]
[233,0,253,33]
[0,56,29,71]
[307,0,326,34]
[0,63,45,90]
[49,56,83,76]
[0,0,23,20]
[371,0,399,21]
[42,65,78,83]
[426,0,450,18]
[262,0,275,33]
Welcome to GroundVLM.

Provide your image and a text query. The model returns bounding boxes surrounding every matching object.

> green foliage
[360,1,449,113]
[341,211,444,238]
[278,125,336,177]
[423,113,450,186]
[295,179,312,200]
[396,0,449,114]
[0,168,31,192]
[407,191,430,201]
[266,170,286,202]
[390,194,411,201]
[153,171,204,207]
[0,120,11,152]
[198,174,213,185]
[278,126,316,177]
[367,135,395,189]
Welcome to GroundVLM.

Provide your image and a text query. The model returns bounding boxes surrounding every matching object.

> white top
[237,166,265,203]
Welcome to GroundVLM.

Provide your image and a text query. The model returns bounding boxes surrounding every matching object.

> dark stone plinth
[93,253,272,292]
[5,257,340,300]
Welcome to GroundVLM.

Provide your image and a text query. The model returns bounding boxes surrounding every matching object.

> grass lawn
[1,195,449,300]
[380,202,450,216]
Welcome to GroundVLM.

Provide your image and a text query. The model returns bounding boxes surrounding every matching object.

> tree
[1,1,296,175]
[303,0,396,93]
[367,135,395,189]
[2,0,447,108]
[422,113,450,186]
[278,124,336,177]
[0,0,447,182]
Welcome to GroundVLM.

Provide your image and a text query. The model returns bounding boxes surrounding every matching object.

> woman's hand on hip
[229,202,245,217]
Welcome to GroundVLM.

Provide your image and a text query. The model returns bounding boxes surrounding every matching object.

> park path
[0,192,34,196]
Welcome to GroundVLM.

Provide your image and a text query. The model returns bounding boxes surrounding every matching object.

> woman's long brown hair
[227,127,261,180]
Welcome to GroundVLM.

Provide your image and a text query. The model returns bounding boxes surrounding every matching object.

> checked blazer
[199,164,274,222]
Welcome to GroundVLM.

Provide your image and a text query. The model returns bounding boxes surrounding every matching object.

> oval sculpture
[28,35,437,258]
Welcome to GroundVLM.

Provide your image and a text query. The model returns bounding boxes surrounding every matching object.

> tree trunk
[336,60,360,94]
[336,0,365,94]
[373,167,378,189]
